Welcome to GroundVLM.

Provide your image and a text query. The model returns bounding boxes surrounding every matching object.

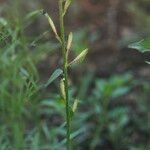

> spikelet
[43,11,61,42]
[69,49,88,66]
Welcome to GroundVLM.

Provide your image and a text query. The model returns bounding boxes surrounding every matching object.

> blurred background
[0,0,149,149]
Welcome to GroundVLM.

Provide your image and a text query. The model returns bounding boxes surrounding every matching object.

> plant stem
[59,0,71,149]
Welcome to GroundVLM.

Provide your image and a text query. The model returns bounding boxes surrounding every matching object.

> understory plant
[0,14,40,149]
[129,38,150,64]
[88,74,132,149]
[43,0,88,149]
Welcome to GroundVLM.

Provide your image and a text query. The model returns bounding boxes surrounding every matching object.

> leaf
[145,61,150,64]
[69,48,88,66]
[44,69,63,87]
[128,38,150,53]
[25,9,43,20]
[0,17,7,26]
[60,126,86,145]
[112,87,130,98]
[20,68,29,78]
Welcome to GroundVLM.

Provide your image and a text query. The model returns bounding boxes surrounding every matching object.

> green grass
[0,1,150,150]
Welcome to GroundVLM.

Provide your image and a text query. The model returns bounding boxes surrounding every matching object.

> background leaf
[44,69,63,87]
[128,38,150,53]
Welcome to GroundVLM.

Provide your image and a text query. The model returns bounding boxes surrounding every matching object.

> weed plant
[0,16,39,149]
[0,9,60,149]
[43,0,88,149]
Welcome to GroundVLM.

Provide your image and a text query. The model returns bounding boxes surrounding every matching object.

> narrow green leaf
[128,38,150,53]
[20,68,29,78]
[25,9,43,20]
[44,69,63,87]
[145,61,150,64]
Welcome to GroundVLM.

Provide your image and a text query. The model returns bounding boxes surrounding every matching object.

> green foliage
[129,38,150,53]
[44,69,63,88]
[129,38,150,64]
[87,74,132,149]
[0,9,63,150]
[0,19,38,149]
[0,0,149,150]
[93,74,132,99]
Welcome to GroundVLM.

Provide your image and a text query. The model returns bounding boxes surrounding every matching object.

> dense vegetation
[0,0,149,149]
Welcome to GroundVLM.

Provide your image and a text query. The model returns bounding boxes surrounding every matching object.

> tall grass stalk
[43,0,87,149]
[59,0,71,149]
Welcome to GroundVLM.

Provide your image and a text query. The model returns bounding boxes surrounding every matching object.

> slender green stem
[59,0,71,149]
